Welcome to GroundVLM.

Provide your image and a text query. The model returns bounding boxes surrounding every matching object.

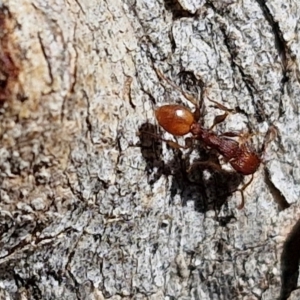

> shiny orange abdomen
[155,105,195,136]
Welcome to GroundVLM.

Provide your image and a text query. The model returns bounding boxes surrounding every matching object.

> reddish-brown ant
[153,69,270,209]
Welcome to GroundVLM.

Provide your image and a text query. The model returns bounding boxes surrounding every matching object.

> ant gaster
[154,69,270,209]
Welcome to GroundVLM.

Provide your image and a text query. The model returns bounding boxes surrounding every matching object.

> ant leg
[220,131,243,138]
[235,174,254,209]
[155,68,199,106]
[209,113,229,130]
[261,125,279,153]
[154,68,202,122]
[187,160,222,173]
[219,131,257,150]
[220,131,256,142]
[205,95,235,130]
[206,95,234,113]
[139,131,192,149]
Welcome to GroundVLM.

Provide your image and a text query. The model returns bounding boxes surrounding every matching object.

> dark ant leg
[235,174,254,209]
[233,125,279,208]
[209,113,229,130]
[205,95,235,130]
[187,160,223,173]
[139,131,192,149]
[206,95,235,113]
[220,131,256,146]
[220,131,243,138]
[261,125,279,153]
[154,68,202,122]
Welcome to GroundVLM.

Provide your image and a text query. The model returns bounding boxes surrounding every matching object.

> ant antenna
[236,174,254,209]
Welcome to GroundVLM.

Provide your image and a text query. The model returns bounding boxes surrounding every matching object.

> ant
[153,68,274,209]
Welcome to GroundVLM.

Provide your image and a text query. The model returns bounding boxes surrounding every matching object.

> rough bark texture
[0,0,300,299]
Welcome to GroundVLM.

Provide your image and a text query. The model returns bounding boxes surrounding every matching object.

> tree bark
[1,0,300,299]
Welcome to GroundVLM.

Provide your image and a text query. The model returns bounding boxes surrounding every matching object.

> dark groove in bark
[280,219,300,299]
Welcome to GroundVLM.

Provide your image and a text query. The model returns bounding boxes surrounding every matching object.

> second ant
[153,68,273,209]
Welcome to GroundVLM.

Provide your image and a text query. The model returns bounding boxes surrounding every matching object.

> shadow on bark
[138,122,243,215]
[163,0,195,20]
[279,218,300,300]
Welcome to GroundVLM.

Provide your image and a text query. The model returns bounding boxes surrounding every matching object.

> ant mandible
[154,68,269,209]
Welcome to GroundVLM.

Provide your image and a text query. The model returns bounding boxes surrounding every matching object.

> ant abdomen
[155,105,195,136]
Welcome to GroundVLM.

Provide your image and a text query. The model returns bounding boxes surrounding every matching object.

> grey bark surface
[0,0,300,299]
